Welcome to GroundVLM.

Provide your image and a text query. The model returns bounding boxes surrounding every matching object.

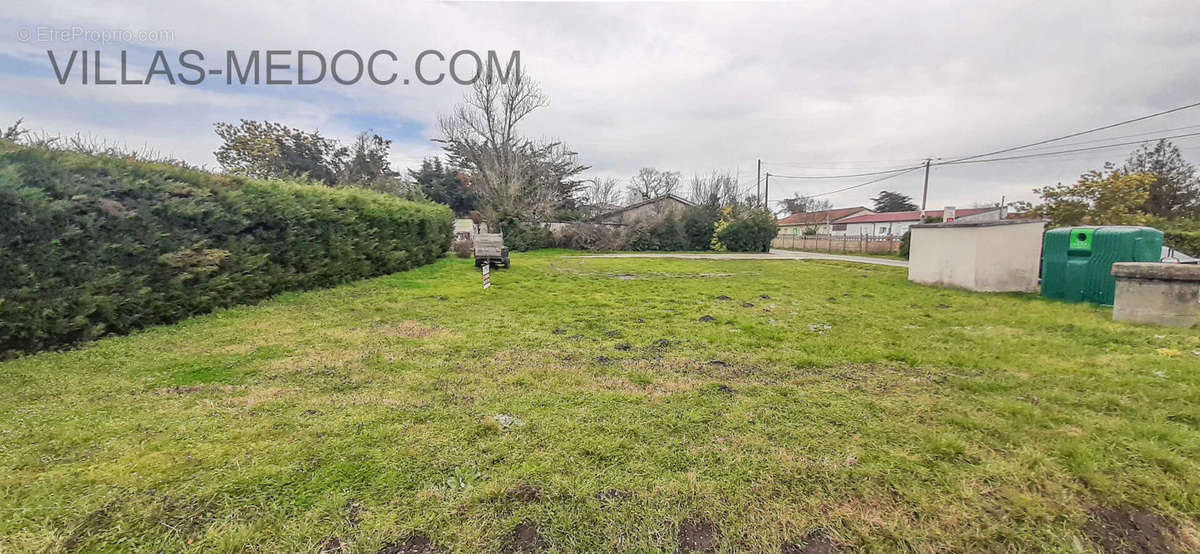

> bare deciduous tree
[437,72,587,226]
[582,177,622,208]
[688,171,743,207]
[2,118,28,141]
[777,193,832,215]
[625,168,681,203]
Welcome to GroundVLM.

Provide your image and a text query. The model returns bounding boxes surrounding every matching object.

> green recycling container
[1041,226,1163,304]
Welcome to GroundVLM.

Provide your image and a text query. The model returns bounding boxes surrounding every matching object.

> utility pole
[919,157,932,219]
[764,172,770,211]
[756,159,762,206]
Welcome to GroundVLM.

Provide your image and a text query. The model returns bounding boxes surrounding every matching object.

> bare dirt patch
[362,320,460,340]
[1085,505,1184,554]
[677,518,719,553]
[321,537,344,553]
[782,529,842,553]
[225,387,297,408]
[377,534,442,554]
[156,385,241,395]
[507,484,543,503]
[506,520,547,553]
[63,502,117,550]
[596,489,632,504]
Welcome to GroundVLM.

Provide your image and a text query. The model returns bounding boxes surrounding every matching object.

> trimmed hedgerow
[0,144,452,357]
[1164,231,1200,257]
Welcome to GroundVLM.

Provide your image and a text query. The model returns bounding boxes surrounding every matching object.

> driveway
[570,250,908,268]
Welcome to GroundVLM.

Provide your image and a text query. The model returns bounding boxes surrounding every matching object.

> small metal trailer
[473,233,510,269]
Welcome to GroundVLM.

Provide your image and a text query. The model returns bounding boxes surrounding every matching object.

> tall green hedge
[1164,231,1200,257]
[0,144,452,357]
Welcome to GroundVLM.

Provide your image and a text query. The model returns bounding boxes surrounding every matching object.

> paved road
[570,250,908,268]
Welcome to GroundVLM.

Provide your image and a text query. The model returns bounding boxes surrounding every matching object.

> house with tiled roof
[775,206,874,236]
[588,194,694,226]
[834,206,1006,236]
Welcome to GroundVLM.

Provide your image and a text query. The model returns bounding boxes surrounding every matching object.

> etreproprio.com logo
[43,49,521,86]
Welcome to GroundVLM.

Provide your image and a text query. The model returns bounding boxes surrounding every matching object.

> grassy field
[2,251,1199,553]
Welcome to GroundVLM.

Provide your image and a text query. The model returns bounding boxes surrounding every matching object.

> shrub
[0,144,453,357]
[552,223,626,251]
[451,238,473,258]
[713,207,777,252]
[680,205,720,250]
[899,230,912,259]
[625,214,687,251]
[498,217,553,251]
[1164,231,1200,256]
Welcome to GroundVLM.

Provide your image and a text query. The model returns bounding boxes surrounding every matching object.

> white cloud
[3,0,1200,207]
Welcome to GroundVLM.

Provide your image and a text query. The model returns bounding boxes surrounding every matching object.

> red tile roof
[776,206,872,226]
[836,208,998,224]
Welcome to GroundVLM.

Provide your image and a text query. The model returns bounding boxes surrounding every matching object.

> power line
[767,164,926,180]
[942,99,1200,164]
[953,123,1200,155]
[800,130,1200,199]
[763,156,929,165]
[765,109,1200,181]
[937,130,1200,166]
[761,157,930,171]
[807,166,925,198]
[762,116,1200,176]
[773,99,1200,200]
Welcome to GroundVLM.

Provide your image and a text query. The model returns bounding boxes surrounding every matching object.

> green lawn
[2,251,1199,553]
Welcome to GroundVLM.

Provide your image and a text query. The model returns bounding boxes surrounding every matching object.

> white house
[775,206,875,236]
[832,206,1006,237]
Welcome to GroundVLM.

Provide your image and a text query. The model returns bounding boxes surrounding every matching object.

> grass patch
[2,251,1199,552]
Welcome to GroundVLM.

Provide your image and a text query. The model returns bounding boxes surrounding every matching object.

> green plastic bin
[1041,226,1163,304]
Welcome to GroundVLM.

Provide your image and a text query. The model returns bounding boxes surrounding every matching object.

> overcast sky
[3,1,1200,209]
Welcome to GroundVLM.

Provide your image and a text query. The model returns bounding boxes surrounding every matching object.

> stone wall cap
[1112,262,1200,281]
[911,219,1048,229]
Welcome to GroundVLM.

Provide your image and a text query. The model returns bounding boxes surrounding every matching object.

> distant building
[589,194,694,226]
[834,206,1006,236]
[775,206,875,236]
[453,218,476,241]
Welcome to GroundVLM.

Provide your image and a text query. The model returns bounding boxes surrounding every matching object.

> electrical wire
[954,123,1200,155]
[762,108,1200,177]
[767,164,927,180]
[799,130,1200,198]
[773,100,1200,199]
[937,130,1200,166]
[806,166,925,198]
[941,99,1200,164]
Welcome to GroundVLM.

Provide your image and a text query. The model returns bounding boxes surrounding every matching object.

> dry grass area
[2,251,1199,553]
